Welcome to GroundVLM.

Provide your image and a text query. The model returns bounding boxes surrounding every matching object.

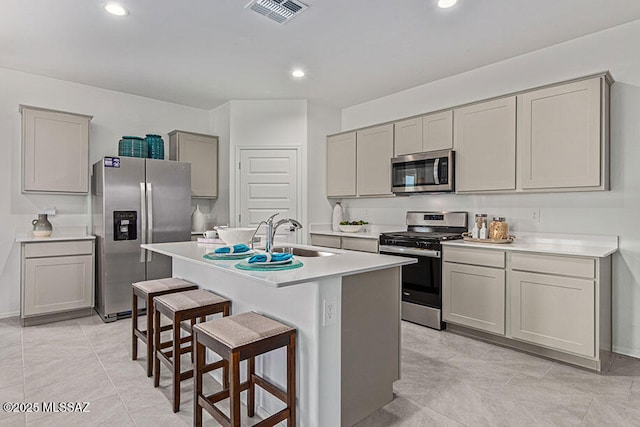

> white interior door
[239,149,299,245]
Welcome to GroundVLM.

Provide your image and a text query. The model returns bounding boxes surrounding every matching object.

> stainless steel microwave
[391,149,455,194]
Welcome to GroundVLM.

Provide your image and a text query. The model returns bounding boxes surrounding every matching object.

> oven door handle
[433,157,440,185]
[380,245,441,258]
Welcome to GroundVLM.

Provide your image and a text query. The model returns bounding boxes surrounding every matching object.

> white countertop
[441,232,618,258]
[309,224,404,240]
[16,225,95,243]
[141,241,416,288]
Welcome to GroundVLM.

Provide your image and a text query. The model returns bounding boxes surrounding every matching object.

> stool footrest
[198,395,230,426]
[252,374,287,404]
[254,408,290,427]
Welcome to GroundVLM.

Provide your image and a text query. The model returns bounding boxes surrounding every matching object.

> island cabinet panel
[356,124,394,196]
[422,110,453,152]
[454,96,516,192]
[342,268,400,426]
[327,132,357,197]
[393,117,422,156]
[169,130,218,198]
[510,271,595,357]
[442,262,506,335]
[519,77,604,190]
[21,105,91,194]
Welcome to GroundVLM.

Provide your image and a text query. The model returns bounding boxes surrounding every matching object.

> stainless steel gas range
[379,211,468,330]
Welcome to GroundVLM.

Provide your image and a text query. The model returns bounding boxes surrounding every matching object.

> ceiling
[2,1,640,110]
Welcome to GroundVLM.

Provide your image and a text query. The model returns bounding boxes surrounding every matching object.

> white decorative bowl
[338,224,363,233]
[216,228,255,246]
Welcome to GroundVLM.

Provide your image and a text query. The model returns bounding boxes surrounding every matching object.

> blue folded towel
[248,253,293,264]
[214,244,250,254]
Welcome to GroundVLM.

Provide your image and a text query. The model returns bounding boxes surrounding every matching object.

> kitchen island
[141,241,416,426]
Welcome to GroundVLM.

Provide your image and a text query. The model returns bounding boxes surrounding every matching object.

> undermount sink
[272,246,337,257]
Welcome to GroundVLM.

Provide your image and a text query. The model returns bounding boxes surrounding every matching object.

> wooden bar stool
[132,278,198,377]
[193,311,296,427]
[153,289,231,412]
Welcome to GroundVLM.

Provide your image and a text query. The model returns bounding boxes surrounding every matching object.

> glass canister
[145,134,164,159]
[474,214,488,232]
[489,217,509,240]
[119,136,147,158]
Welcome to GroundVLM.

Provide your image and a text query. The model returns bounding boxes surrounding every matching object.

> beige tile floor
[1,315,639,426]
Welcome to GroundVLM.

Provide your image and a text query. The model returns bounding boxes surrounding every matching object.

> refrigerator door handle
[140,182,147,263]
[147,182,153,262]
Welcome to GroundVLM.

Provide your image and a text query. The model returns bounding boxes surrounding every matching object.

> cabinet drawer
[511,253,595,279]
[342,237,378,253]
[24,240,93,258]
[310,234,341,249]
[443,246,505,268]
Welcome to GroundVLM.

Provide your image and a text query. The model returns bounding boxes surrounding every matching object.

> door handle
[433,158,440,185]
[140,183,146,263]
[146,182,153,262]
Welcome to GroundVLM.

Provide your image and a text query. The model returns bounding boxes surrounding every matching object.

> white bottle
[332,202,343,232]
[479,223,488,239]
[471,222,479,239]
[191,204,206,232]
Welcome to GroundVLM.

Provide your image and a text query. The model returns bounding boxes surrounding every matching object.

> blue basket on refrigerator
[118,136,148,158]
[145,134,164,159]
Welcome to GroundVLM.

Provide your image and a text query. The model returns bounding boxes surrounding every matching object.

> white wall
[306,102,343,229]
[208,102,231,226]
[0,67,210,317]
[340,20,640,358]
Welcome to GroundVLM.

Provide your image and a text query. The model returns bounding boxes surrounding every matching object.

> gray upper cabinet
[169,130,218,198]
[422,110,453,152]
[356,124,394,196]
[394,117,422,156]
[518,77,608,191]
[454,96,516,192]
[20,105,92,194]
[327,132,357,197]
[393,111,453,156]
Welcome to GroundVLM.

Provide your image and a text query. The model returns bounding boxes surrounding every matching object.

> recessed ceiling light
[104,3,128,16]
[437,0,458,8]
[291,69,305,78]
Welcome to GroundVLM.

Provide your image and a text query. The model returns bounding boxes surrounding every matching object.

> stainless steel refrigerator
[92,156,191,322]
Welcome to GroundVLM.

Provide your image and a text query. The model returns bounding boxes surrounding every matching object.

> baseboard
[0,311,20,320]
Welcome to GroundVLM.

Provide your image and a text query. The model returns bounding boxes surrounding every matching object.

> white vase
[332,202,343,231]
[191,204,206,232]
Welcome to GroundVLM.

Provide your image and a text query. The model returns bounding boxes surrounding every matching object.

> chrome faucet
[252,213,303,253]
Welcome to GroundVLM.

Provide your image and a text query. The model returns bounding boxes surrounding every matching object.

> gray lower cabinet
[21,240,94,325]
[442,262,506,335]
[510,271,595,357]
[442,245,611,370]
[310,234,378,253]
[442,247,506,335]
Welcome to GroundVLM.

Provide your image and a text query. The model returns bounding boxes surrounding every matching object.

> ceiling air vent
[245,0,308,24]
